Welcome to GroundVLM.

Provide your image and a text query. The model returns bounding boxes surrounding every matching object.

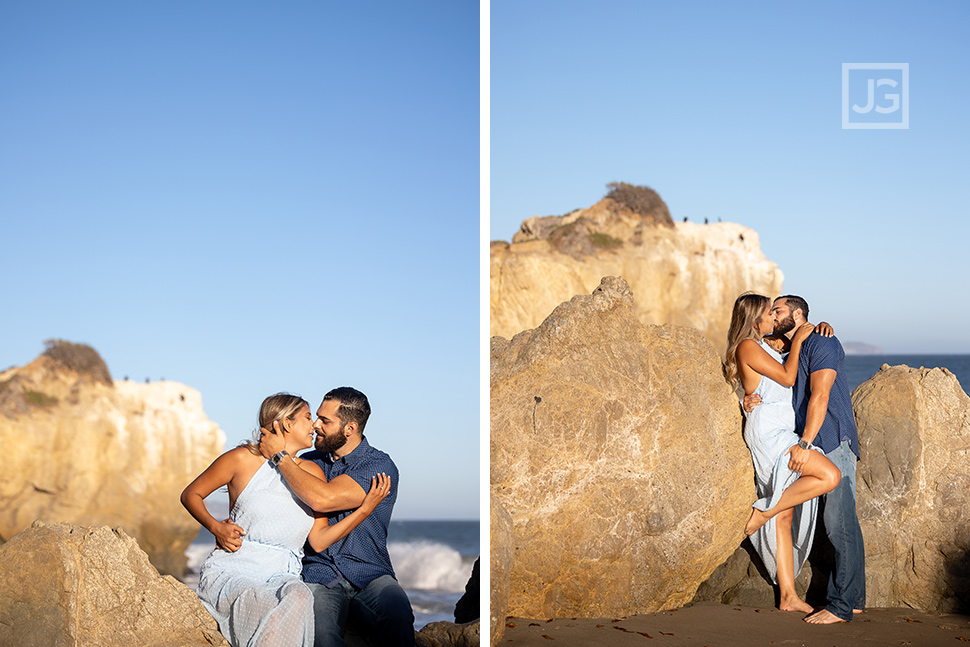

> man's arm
[259,425,366,513]
[275,458,366,513]
[788,368,836,471]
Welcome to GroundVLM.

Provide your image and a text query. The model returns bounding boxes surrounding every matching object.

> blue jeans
[822,439,866,621]
[306,575,414,647]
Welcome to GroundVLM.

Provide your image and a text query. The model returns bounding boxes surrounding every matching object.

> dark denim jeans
[306,575,414,647]
[823,439,866,621]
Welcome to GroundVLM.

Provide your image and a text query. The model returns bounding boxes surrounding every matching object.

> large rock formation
[490,276,754,619]
[0,343,225,575]
[0,521,228,647]
[854,364,970,613]
[490,193,783,355]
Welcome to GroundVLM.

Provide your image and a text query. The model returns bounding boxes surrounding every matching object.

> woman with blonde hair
[726,294,841,613]
[181,392,390,647]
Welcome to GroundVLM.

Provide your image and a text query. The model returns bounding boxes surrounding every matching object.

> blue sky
[0,2,479,519]
[491,1,970,353]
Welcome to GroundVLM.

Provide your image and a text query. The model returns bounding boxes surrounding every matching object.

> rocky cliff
[0,343,225,576]
[490,192,783,355]
[490,277,753,619]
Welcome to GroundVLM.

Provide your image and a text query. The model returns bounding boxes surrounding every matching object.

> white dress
[742,342,820,583]
[197,461,316,647]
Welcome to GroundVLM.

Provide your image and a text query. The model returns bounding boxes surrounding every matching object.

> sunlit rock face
[490,277,753,619]
[0,521,228,647]
[491,196,783,356]
[853,364,970,613]
[0,346,225,576]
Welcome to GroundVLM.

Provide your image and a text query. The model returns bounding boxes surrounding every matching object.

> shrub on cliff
[24,390,58,407]
[42,339,112,386]
[590,232,623,249]
[605,182,673,227]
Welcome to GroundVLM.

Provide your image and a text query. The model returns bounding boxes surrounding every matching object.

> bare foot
[804,609,846,624]
[744,507,769,536]
[854,609,863,614]
[779,597,813,613]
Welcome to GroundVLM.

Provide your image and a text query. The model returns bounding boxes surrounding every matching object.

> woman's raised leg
[746,449,841,537]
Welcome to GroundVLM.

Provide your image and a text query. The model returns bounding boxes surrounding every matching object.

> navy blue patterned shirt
[792,334,860,458]
[300,437,399,589]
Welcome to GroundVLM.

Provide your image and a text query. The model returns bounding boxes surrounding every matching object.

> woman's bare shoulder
[222,445,264,468]
[736,338,763,355]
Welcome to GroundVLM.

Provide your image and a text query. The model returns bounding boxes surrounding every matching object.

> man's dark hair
[778,294,810,321]
[323,387,371,433]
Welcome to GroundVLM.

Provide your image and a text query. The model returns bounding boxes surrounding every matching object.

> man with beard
[748,296,865,625]
[259,386,414,647]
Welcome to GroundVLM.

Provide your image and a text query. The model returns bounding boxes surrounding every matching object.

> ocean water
[182,502,479,630]
[386,520,479,628]
[845,354,970,395]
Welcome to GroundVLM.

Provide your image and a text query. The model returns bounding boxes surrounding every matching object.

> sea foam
[388,540,471,592]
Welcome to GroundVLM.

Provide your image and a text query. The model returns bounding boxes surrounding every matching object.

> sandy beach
[500,602,970,646]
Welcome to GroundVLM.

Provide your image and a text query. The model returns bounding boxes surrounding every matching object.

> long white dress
[197,461,315,647]
[742,342,820,583]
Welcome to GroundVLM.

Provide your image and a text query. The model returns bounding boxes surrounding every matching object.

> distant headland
[843,341,884,355]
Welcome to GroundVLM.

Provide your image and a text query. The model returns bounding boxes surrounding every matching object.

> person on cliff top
[726,293,842,616]
[745,295,866,624]
[181,392,391,647]
[259,386,415,647]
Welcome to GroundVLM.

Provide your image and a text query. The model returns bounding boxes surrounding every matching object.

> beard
[314,429,349,454]
[774,312,796,335]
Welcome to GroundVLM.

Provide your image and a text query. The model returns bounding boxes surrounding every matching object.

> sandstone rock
[490,495,514,644]
[513,185,672,250]
[854,364,970,613]
[490,276,753,619]
[0,350,225,576]
[416,620,480,647]
[491,198,783,355]
[0,520,228,647]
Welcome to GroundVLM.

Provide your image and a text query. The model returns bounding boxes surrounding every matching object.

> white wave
[186,541,214,573]
[388,541,471,593]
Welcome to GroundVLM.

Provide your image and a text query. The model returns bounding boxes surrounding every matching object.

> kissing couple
[726,294,865,624]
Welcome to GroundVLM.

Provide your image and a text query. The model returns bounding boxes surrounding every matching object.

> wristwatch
[270,450,289,466]
[797,439,810,450]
